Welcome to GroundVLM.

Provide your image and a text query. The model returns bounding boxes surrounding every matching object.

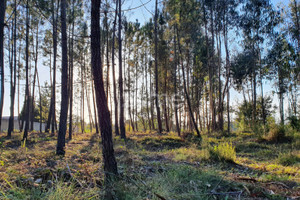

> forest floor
[0,129,299,199]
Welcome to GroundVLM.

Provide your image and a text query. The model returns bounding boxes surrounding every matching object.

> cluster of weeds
[167,146,210,162]
[110,164,244,200]
[140,136,185,151]
[1,181,100,200]
[209,142,236,163]
[278,152,300,166]
[266,125,291,143]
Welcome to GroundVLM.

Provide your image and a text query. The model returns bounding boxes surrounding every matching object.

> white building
[1,116,47,132]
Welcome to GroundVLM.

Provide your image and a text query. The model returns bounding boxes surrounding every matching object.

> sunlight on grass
[209,142,236,163]
[165,145,210,162]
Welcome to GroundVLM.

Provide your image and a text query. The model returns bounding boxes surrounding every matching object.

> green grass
[1,130,299,199]
[278,152,300,166]
[111,164,242,200]
[209,142,236,163]
[167,146,210,162]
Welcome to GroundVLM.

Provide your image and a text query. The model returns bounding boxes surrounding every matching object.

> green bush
[288,116,300,131]
[278,152,300,166]
[266,125,286,142]
[209,142,236,163]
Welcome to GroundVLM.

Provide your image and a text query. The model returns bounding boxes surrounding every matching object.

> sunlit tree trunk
[111,0,119,135]
[91,82,99,133]
[31,22,39,131]
[154,0,163,133]
[174,33,180,135]
[69,1,75,140]
[0,0,6,132]
[23,0,30,141]
[56,0,69,155]
[118,0,126,138]
[91,0,118,180]
[8,7,17,137]
[176,27,201,139]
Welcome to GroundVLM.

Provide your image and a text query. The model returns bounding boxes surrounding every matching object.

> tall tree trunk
[209,5,216,132]
[203,5,210,134]
[81,56,85,133]
[118,0,126,138]
[91,0,118,180]
[217,33,223,131]
[56,0,69,155]
[46,0,58,134]
[31,22,39,131]
[252,70,257,123]
[8,8,17,137]
[223,21,231,135]
[135,62,138,131]
[176,27,201,139]
[279,70,284,125]
[18,45,21,130]
[164,62,169,132]
[111,0,119,135]
[0,0,6,132]
[154,0,163,133]
[69,2,74,140]
[146,53,151,130]
[141,61,146,131]
[85,74,94,130]
[173,31,180,136]
[128,62,135,131]
[92,82,99,133]
[8,20,14,138]
[23,1,30,141]
[105,9,110,100]
[52,0,59,134]
[259,52,265,126]
[37,70,42,132]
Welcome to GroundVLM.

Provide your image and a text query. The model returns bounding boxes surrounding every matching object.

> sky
[2,0,293,124]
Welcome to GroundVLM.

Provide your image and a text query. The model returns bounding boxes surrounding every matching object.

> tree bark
[145,52,151,130]
[46,0,58,134]
[173,29,180,136]
[164,62,169,132]
[154,0,163,133]
[92,82,99,133]
[0,0,6,132]
[56,0,69,155]
[111,1,119,135]
[69,1,75,140]
[209,5,216,132]
[8,8,17,137]
[176,27,201,139]
[118,0,126,138]
[23,1,30,141]
[31,22,39,131]
[91,0,118,180]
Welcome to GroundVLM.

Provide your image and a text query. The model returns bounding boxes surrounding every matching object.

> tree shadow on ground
[135,136,187,151]
[79,132,99,153]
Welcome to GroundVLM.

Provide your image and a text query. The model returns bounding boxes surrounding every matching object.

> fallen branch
[66,163,83,188]
[266,181,290,189]
[210,191,243,196]
[154,192,167,200]
[235,176,257,182]
[243,185,251,195]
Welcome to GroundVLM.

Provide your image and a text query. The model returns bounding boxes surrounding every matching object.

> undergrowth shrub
[266,125,286,143]
[111,164,225,200]
[288,116,300,131]
[209,142,236,163]
[278,152,300,166]
[170,146,210,162]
